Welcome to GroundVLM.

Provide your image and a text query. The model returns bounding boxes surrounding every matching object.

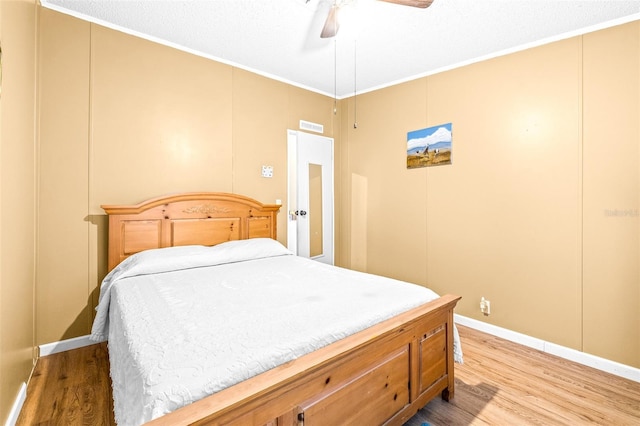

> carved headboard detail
[102,192,281,271]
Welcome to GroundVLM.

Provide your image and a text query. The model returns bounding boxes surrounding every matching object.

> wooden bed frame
[101,192,460,426]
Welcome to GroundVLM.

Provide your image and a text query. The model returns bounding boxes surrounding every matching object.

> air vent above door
[299,120,324,134]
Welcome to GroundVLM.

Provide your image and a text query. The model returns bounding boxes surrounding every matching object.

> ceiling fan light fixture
[379,0,434,8]
[320,0,433,39]
[320,4,340,38]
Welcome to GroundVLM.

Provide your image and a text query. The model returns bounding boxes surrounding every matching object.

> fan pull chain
[333,38,337,115]
[353,39,358,129]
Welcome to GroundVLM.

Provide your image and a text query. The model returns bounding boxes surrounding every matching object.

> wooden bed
[101,192,460,426]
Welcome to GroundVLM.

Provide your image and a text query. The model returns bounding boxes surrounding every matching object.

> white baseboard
[5,383,27,426]
[39,334,96,357]
[455,314,640,383]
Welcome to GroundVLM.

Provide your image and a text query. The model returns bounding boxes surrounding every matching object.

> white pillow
[91,238,292,341]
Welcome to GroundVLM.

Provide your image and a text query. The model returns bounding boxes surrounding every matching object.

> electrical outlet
[261,165,273,178]
[480,297,491,316]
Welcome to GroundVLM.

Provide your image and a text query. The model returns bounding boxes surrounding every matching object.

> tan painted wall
[0,0,37,422]
[582,23,639,367]
[343,79,429,283]
[342,24,639,368]
[426,37,583,349]
[37,6,90,343]
[36,9,338,345]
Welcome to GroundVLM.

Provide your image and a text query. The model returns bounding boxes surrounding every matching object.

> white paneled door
[287,130,334,265]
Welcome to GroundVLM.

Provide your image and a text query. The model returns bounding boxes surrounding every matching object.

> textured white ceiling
[42,0,640,98]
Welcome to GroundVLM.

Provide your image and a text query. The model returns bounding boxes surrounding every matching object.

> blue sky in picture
[407,123,452,155]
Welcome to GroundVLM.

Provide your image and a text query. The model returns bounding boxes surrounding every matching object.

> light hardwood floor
[409,326,640,425]
[16,326,640,425]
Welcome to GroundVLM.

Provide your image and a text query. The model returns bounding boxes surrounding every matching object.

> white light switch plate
[261,165,273,178]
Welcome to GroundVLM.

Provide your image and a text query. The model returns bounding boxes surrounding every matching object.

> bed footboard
[148,294,460,426]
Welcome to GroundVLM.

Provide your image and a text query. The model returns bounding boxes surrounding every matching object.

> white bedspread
[91,238,462,425]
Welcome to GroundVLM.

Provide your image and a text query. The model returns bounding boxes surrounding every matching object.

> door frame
[287,129,334,265]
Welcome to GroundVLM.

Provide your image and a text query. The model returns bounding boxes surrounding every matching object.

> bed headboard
[102,192,281,271]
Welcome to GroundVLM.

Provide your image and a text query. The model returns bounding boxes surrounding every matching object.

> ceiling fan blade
[379,0,434,8]
[320,5,340,38]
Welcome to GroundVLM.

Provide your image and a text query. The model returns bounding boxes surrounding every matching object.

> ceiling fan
[320,0,434,38]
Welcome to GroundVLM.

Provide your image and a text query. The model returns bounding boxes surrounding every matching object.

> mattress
[91,238,462,425]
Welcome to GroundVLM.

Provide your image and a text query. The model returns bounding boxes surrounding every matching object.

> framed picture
[406,123,452,169]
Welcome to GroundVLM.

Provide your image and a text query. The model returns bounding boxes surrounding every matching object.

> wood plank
[16,342,114,426]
